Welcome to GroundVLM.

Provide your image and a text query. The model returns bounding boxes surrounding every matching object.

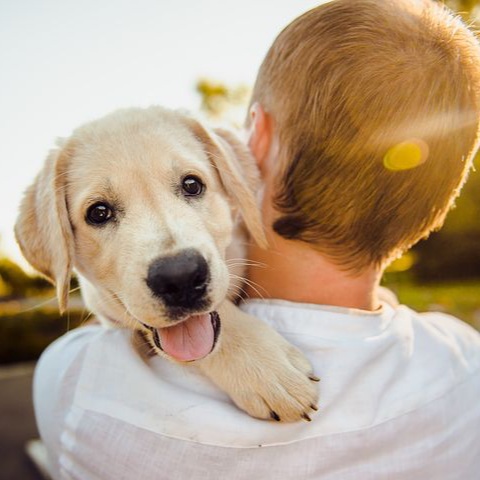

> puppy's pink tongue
[158,313,214,362]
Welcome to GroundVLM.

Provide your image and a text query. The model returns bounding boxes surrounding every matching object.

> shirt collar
[241,298,395,340]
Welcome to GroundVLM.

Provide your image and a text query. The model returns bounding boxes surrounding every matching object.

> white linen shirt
[34,300,480,480]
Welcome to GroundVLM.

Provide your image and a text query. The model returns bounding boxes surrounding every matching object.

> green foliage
[442,0,480,19]
[442,168,480,235]
[413,231,480,282]
[196,78,250,120]
[0,308,85,364]
[0,257,52,299]
[410,158,480,281]
[384,278,480,328]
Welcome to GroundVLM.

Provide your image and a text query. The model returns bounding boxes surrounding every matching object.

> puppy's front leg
[198,300,319,422]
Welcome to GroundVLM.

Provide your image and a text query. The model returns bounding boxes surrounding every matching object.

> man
[34,1,480,478]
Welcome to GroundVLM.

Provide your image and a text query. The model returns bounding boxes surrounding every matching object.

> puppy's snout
[146,249,209,309]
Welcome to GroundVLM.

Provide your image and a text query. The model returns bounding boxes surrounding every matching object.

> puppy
[15,106,318,422]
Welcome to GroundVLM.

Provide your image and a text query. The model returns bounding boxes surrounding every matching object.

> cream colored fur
[15,106,318,422]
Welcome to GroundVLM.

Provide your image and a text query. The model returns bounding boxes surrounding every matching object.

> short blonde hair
[250,0,480,270]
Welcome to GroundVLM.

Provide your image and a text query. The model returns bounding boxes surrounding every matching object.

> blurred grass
[384,278,480,329]
[0,295,86,364]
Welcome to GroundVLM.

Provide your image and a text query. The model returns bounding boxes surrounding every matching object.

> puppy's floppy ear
[186,118,267,248]
[15,140,75,313]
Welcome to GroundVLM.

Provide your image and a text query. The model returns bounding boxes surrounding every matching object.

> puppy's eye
[182,175,205,197]
[86,202,114,225]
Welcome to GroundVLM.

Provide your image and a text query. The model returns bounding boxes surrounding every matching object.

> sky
[0,0,324,266]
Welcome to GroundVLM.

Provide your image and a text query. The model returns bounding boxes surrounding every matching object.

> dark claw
[309,374,320,382]
[310,404,318,411]
[302,413,312,422]
[270,411,281,422]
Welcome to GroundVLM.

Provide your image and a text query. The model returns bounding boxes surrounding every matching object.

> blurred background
[0,0,479,477]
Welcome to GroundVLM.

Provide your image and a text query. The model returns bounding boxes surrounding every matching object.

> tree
[196,79,250,125]
[0,257,51,299]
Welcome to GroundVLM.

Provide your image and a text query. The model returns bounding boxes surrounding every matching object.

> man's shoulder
[240,298,480,417]
[415,307,480,339]
[404,306,480,368]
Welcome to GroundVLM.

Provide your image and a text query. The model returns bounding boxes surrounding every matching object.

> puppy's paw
[198,302,319,422]
[231,337,319,423]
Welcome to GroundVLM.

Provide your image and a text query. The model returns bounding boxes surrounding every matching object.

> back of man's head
[250,0,480,271]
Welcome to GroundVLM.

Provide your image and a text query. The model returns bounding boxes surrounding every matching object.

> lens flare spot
[383,139,428,171]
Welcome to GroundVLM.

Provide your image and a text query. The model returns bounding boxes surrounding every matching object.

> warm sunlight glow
[383,139,429,171]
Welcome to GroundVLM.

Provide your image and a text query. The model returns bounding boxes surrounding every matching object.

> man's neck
[246,233,382,311]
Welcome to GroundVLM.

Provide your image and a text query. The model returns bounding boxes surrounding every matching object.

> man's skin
[245,103,382,311]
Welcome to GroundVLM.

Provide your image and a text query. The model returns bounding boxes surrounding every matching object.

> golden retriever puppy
[15,106,318,422]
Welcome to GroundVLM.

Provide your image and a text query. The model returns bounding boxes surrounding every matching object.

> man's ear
[246,103,273,176]
[14,140,75,313]
[185,116,267,249]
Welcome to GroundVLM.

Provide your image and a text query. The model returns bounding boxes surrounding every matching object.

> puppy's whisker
[229,273,267,300]
[239,278,268,299]
[228,280,249,296]
[80,310,95,326]
[226,258,267,268]
[230,286,249,299]
[241,283,266,301]
[226,257,263,262]
[17,294,58,313]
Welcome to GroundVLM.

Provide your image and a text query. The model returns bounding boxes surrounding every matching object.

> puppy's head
[15,106,265,361]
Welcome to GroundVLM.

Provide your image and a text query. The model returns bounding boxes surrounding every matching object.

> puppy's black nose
[146,249,209,309]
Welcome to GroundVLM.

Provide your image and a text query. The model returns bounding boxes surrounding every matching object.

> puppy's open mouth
[143,311,221,362]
